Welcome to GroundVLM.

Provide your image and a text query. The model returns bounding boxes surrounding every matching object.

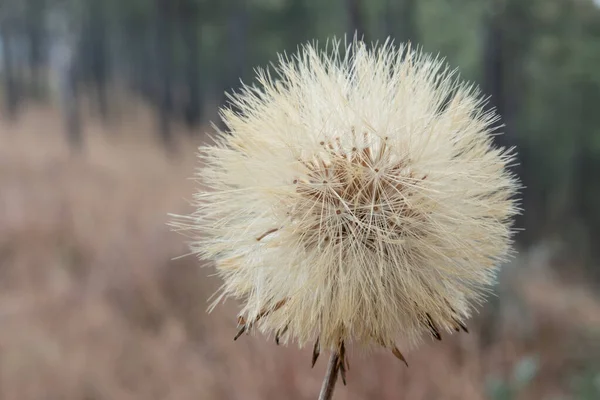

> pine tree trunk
[89,1,109,121]
[218,0,248,118]
[346,0,366,40]
[155,0,174,147]
[25,0,45,100]
[386,0,419,45]
[1,22,20,120]
[182,1,203,128]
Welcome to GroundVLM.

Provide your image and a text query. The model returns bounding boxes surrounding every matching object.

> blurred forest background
[0,0,599,399]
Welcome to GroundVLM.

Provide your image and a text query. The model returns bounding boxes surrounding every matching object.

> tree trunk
[154,0,174,147]
[88,0,109,121]
[26,0,45,100]
[1,22,20,120]
[478,0,507,349]
[346,0,366,40]
[386,0,418,44]
[482,3,506,136]
[497,0,533,243]
[55,39,83,150]
[228,0,247,87]
[64,62,82,151]
[124,25,153,102]
[181,1,203,128]
[218,0,248,118]
[284,0,312,48]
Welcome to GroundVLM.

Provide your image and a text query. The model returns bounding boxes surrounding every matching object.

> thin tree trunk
[182,1,203,128]
[284,0,312,47]
[26,0,45,100]
[55,39,83,151]
[493,0,531,242]
[88,1,109,121]
[155,0,174,147]
[394,0,418,43]
[482,3,505,134]
[125,25,152,102]
[479,0,506,349]
[64,62,82,150]
[218,0,248,117]
[1,22,20,120]
[229,0,247,85]
[346,0,366,40]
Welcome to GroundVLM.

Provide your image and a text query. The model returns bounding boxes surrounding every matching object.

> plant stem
[318,352,340,400]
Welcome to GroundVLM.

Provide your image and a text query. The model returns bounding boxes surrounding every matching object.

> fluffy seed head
[174,39,519,352]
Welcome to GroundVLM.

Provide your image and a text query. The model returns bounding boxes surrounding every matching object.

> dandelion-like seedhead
[173,39,519,365]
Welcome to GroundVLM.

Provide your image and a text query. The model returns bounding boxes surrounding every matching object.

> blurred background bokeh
[0,0,599,399]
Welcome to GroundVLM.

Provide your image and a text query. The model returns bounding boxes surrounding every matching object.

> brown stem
[318,352,340,400]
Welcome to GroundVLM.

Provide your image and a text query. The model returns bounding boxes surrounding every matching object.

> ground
[0,105,598,399]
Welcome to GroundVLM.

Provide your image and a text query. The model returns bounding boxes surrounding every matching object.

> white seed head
[174,39,520,352]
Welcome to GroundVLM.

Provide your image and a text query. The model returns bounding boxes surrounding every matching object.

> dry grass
[0,105,598,399]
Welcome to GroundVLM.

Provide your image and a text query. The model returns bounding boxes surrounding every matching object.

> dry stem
[318,352,340,400]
